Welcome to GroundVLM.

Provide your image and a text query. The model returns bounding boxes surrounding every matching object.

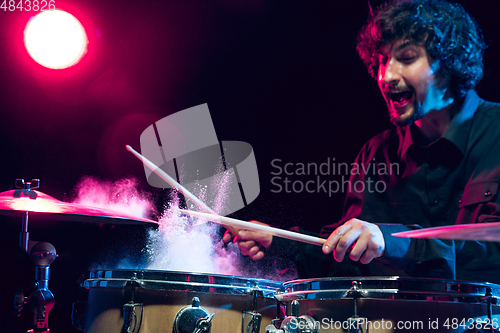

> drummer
[224,0,500,283]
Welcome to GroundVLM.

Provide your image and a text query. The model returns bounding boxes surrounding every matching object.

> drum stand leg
[14,208,58,333]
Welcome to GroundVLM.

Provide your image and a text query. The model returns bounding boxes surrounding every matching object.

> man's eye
[401,56,415,62]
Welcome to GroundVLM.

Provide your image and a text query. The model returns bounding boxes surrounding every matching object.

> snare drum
[81,269,283,333]
[273,277,500,333]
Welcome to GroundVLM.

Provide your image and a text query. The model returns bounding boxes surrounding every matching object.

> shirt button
[485,191,492,197]
[433,197,440,205]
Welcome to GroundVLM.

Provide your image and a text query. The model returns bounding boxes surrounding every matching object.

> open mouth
[390,91,413,103]
[388,90,414,109]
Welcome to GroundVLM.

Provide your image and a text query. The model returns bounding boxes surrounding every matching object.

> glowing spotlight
[24,10,88,69]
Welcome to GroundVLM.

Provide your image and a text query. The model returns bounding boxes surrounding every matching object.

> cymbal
[392,223,500,241]
[0,189,157,225]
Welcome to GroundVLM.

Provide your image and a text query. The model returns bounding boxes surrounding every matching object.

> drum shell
[83,269,282,333]
[279,277,500,333]
[283,298,498,332]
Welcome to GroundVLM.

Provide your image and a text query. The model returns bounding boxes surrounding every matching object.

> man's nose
[380,59,401,86]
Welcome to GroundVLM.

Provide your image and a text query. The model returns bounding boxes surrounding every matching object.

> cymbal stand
[14,179,58,333]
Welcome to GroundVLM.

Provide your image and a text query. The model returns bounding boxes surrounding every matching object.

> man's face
[377,39,452,126]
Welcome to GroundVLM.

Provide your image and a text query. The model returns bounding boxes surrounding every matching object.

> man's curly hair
[357,0,486,98]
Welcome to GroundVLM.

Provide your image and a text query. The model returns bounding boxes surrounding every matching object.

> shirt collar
[397,90,481,158]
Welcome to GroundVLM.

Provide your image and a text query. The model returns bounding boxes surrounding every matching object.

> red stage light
[24,10,88,69]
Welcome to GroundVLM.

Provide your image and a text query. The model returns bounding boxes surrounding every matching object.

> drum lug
[266,300,318,333]
[241,283,269,333]
[72,275,89,331]
[266,318,283,331]
[174,297,214,333]
[344,281,367,333]
[345,317,368,333]
[123,302,144,333]
[266,289,285,332]
[265,322,281,333]
[71,301,86,330]
[271,315,318,333]
[342,281,365,299]
[242,311,262,333]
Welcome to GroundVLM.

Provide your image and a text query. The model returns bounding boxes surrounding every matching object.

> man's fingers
[237,230,272,249]
[349,228,373,261]
[360,238,384,264]
[350,230,384,264]
[323,223,352,254]
[239,242,264,260]
[349,237,367,262]
[246,245,261,257]
[324,219,385,264]
[359,251,376,264]
[237,240,257,251]
[223,230,235,243]
[250,251,265,261]
[222,221,271,261]
[359,242,379,264]
[333,230,360,262]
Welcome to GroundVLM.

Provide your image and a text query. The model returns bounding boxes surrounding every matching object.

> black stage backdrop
[0,1,499,332]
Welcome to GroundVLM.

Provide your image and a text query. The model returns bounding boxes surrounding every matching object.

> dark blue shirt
[318,90,500,283]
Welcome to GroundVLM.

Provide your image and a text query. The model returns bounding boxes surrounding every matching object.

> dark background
[1,0,499,331]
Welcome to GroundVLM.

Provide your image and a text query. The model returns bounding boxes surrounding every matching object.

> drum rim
[84,268,283,298]
[283,276,500,285]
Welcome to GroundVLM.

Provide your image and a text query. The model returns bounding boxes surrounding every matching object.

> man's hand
[222,221,273,261]
[322,218,385,264]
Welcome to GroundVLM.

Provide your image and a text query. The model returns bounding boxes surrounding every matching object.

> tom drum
[269,276,500,333]
[81,269,283,333]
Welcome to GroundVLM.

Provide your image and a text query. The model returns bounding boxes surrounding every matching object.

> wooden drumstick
[125,145,239,234]
[179,209,327,246]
